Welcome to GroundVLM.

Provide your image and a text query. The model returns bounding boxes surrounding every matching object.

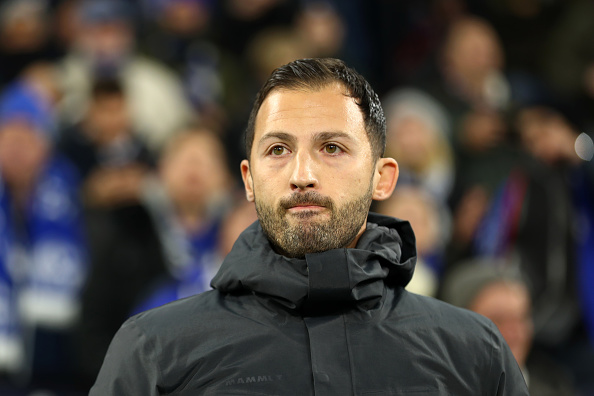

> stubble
[255,184,374,258]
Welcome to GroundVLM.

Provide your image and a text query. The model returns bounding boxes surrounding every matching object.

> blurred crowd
[0,0,593,394]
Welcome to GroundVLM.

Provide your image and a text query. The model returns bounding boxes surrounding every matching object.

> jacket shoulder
[90,290,228,395]
[389,291,508,365]
[398,290,499,334]
[131,290,223,334]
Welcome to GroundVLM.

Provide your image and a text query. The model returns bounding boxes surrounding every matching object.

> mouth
[288,204,326,211]
[280,192,333,216]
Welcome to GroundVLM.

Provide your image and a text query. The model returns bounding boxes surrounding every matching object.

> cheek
[251,176,276,203]
[332,166,373,200]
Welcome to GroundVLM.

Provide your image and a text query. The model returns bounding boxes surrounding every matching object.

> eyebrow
[258,132,296,148]
[313,131,352,142]
[258,131,353,148]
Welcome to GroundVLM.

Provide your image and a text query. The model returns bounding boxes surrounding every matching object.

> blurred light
[575,132,594,161]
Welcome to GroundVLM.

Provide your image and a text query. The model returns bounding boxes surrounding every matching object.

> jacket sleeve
[487,321,530,396]
[89,317,161,395]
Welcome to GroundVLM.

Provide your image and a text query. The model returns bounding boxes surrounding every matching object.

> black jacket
[90,213,528,395]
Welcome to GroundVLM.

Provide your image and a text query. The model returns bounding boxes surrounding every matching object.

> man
[58,78,164,387]
[441,261,577,395]
[91,58,528,395]
[58,0,191,151]
[132,127,235,313]
[0,79,87,389]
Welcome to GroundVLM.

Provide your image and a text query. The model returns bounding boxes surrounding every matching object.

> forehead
[0,118,42,136]
[166,133,221,160]
[474,281,529,309]
[254,84,366,141]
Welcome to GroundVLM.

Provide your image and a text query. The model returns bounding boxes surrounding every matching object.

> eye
[324,144,340,154]
[270,146,286,156]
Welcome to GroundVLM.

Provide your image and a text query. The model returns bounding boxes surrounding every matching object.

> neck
[6,179,35,211]
[175,201,209,233]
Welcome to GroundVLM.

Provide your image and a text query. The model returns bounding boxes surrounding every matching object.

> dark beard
[255,185,373,259]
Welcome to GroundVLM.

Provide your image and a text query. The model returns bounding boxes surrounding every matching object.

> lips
[287,205,326,214]
[289,203,325,209]
[280,192,332,211]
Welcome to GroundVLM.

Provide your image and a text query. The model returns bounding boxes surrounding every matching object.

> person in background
[375,185,450,297]
[133,127,235,313]
[139,0,214,71]
[58,78,154,206]
[441,261,577,396]
[382,88,454,202]
[138,0,228,132]
[442,104,594,392]
[57,0,191,152]
[514,105,594,393]
[0,79,87,392]
[432,15,510,116]
[216,199,258,259]
[57,78,167,388]
[0,0,60,91]
[293,1,345,59]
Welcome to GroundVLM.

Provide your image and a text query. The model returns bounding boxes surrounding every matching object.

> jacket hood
[211,212,417,313]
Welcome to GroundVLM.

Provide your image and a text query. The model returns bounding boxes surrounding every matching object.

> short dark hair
[244,58,386,160]
[91,78,125,99]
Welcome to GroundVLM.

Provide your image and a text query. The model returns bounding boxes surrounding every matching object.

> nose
[289,151,318,191]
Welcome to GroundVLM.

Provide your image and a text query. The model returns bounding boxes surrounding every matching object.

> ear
[372,158,399,201]
[240,159,255,202]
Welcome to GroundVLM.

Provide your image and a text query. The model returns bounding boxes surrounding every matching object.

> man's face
[241,83,391,258]
[0,119,49,188]
[79,22,133,62]
[470,282,533,366]
[161,133,229,208]
[86,94,130,145]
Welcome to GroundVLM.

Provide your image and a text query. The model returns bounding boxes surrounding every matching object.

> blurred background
[0,0,593,394]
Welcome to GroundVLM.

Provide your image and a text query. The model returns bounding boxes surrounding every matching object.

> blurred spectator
[294,1,345,59]
[516,106,589,167]
[444,104,594,392]
[382,88,454,202]
[57,78,165,388]
[0,79,87,391]
[376,186,450,297]
[212,0,298,59]
[57,0,192,152]
[139,0,213,69]
[53,0,83,51]
[515,106,594,392]
[446,145,583,352]
[246,27,308,85]
[18,62,61,107]
[138,0,227,131]
[0,0,60,91]
[414,15,522,155]
[439,16,508,112]
[217,199,258,258]
[378,0,468,89]
[441,261,577,395]
[58,78,153,206]
[411,17,527,239]
[133,127,236,313]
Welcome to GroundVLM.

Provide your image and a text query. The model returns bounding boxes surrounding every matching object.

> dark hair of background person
[244,57,386,160]
[90,78,125,99]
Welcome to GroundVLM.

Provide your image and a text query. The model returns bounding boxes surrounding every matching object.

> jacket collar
[211,213,417,313]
